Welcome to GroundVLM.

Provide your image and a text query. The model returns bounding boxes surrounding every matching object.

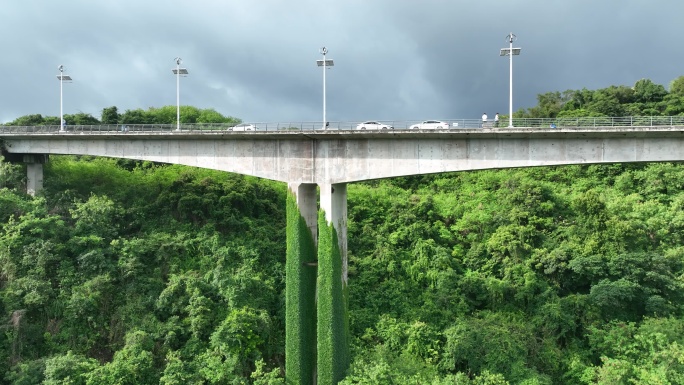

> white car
[409,120,449,130]
[356,121,393,130]
[230,123,256,131]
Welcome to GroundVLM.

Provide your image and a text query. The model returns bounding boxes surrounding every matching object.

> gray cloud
[1,0,682,124]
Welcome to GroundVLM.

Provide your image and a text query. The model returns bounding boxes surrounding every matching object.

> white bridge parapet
[3,127,684,184]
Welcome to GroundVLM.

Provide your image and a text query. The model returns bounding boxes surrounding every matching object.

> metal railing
[1,116,684,134]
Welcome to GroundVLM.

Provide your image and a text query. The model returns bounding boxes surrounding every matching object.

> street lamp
[316,47,334,130]
[499,33,521,128]
[172,57,189,131]
[56,65,72,132]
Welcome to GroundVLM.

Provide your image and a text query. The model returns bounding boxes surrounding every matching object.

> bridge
[3,122,684,384]
[3,122,684,190]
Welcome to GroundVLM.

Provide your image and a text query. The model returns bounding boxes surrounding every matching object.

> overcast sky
[1,0,681,124]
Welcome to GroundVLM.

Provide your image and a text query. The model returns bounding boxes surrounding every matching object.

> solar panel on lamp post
[500,33,521,128]
[172,57,189,131]
[56,65,72,132]
[316,47,334,130]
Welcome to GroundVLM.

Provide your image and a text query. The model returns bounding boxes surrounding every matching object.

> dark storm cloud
[1,0,682,124]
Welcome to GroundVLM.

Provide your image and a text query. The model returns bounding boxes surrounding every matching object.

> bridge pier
[317,183,349,385]
[24,154,45,196]
[286,182,349,385]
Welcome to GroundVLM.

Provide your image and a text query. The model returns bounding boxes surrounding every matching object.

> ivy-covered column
[285,183,318,385]
[317,183,350,385]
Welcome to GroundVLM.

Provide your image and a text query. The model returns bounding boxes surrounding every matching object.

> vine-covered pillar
[285,183,318,385]
[317,183,350,385]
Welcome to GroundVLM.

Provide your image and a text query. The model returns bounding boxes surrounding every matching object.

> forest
[1,76,684,384]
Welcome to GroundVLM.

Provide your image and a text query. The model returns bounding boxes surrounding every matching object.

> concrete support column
[286,182,350,384]
[319,183,348,284]
[285,183,318,385]
[24,155,45,197]
[317,182,349,384]
[292,182,319,245]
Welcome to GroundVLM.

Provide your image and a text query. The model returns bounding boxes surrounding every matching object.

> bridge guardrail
[1,116,684,134]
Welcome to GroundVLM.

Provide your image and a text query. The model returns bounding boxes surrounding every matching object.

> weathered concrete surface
[3,127,684,184]
[320,183,348,284]
[26,162,43,196]
[20,154,46,196]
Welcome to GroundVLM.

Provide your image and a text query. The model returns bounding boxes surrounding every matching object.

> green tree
[633,78,667,104]
[198,108,239,124]
[85,331,157,385]
[669,75,684,96]
[587,89,625,116]
[4,358,46,385]
[119,108,156,124]
[7,114,48,126]
[521,91,571,118]
[101,106,120,124]
[64,113,100,126]
[43,351,98,385]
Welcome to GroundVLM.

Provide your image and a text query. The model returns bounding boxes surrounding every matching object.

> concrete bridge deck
[3,126,684,188]
[2,125,684,140]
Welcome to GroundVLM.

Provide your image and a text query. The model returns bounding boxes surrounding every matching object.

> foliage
[3,105,239,126]
[43,351,98,385]
[117,105,239,125]
[317,210,350,385]
[519,76,684,118]
[284,191,317,385]
[581,318,684,384]
[345,162,684,384]
[0,156,26,191]
[100,106,119,125]
[0,155,287,384]
[670,76,684,96]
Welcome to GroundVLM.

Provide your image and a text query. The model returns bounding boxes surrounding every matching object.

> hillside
[0,157,682,384]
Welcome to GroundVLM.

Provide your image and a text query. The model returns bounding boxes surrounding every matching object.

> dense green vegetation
[285,193,316,385]
[3,105,239,127]
[343,164,684,384]
[2,76,684,384]
[515,76,684,118]
[0,157,288,384]
[317,211,350,385]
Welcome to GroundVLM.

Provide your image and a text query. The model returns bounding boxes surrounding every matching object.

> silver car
[409,120,449,130]
[356,121,393,130]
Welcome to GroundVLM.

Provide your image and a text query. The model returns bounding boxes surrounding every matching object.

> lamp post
[499,33,521,128]
[56,65,72,132]
[316,47,334,130]
[172,57,189,131]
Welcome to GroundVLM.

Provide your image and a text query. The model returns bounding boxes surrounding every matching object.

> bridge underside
[4,128,684,185]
